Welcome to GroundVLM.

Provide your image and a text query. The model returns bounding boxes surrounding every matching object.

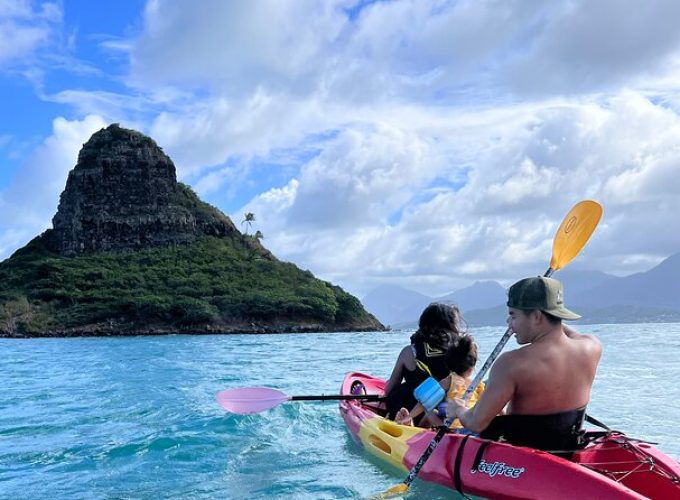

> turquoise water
[1,324,679,499]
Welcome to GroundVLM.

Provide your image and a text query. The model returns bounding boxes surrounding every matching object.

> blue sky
[3,0,680,298]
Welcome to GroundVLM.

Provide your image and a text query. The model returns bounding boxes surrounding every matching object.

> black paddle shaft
[402,267,556,488]
[290,394,384,402]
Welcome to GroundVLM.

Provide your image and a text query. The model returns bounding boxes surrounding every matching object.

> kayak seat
[480,406,587,458]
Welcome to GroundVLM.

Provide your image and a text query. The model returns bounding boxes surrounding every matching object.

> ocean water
[1,323,679,499]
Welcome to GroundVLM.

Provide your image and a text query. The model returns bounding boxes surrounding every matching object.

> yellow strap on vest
[415,359,433,377]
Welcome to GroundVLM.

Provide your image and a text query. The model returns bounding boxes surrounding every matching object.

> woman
[395,334,484,428]
[383,302,464,422]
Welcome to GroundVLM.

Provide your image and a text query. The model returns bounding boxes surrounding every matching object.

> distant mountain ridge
[363,254,680,326]
[361,285,430,327]
[438,281,507,312]
[572,253,680,311]
[362,280,506,327]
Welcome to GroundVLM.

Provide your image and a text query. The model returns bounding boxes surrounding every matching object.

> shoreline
[0,321,387,339]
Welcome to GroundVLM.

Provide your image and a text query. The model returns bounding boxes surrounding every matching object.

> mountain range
[362,254,680,327]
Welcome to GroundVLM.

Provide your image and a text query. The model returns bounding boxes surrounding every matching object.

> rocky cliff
[0,124,384,337]
[47,124,237,256]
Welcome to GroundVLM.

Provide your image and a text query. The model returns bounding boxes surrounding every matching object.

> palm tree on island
[242,212,255,234]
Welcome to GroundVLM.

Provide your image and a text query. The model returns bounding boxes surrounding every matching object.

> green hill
[0,125,383,337]
[0,232,381,337]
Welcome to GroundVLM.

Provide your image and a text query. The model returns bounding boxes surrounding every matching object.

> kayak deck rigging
[577,432,680,486]
[341,371,680,499]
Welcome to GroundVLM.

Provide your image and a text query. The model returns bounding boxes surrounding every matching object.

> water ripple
[1,325,679,499]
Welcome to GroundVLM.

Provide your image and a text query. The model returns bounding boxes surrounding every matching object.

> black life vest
[386,339,450,419]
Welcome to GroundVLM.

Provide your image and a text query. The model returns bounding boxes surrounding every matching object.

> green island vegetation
[0,233,375,337]
[0,125,382,337]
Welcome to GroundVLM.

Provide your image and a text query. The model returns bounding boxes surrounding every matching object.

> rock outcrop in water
[0,124,384,337]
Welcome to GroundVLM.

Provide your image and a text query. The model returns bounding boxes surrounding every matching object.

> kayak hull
[340,372,680,499]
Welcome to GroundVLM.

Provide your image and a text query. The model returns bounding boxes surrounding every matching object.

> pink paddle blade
[216,387,289,414]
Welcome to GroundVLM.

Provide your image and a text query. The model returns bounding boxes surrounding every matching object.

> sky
[2,0,680,299]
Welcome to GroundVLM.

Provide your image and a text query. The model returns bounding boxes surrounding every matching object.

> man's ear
[530,310,543,323]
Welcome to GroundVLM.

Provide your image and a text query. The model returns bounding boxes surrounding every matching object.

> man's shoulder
[492,349,526,372]
[569,330,602,351]
[582,333,603,358]
[564,325,600,342]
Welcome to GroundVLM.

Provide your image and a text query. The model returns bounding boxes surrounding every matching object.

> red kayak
[340,372,680,499]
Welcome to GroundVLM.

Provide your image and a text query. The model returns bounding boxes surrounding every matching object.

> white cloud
[286,123,434,228]
[5,1,680,299]
[129,0,680,106]
[229,90,680,296]
[122,0,680,191]
[122,0,680,186]
[46,89,149,120]
[0,0,61,66]
[0,115,107,254]
[131,0,347,96]
[509,0,680,96]
[149,91,332,177]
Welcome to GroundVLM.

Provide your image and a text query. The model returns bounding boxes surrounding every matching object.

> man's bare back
[447,276,602,436]
[501,323,601,415]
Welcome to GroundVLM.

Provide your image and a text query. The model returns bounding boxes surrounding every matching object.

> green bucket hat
[507,276,581,320]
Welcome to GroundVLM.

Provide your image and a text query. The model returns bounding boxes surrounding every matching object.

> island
[0,124,384,337]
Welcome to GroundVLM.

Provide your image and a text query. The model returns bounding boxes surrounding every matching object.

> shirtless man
[447,276,602,452]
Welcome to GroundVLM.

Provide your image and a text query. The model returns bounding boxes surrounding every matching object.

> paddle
[216,386,384,414]
[376,199,603,499]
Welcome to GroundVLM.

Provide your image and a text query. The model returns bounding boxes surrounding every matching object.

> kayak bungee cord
[579,433,680,485]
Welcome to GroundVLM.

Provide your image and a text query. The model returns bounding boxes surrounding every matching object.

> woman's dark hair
[445,335,478,376]
[410,302,463,349]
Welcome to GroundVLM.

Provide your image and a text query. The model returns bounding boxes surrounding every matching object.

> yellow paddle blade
[549,200,602,272]
[368,483,409,499]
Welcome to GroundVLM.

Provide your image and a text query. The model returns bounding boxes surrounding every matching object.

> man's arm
[447,353,516,433]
